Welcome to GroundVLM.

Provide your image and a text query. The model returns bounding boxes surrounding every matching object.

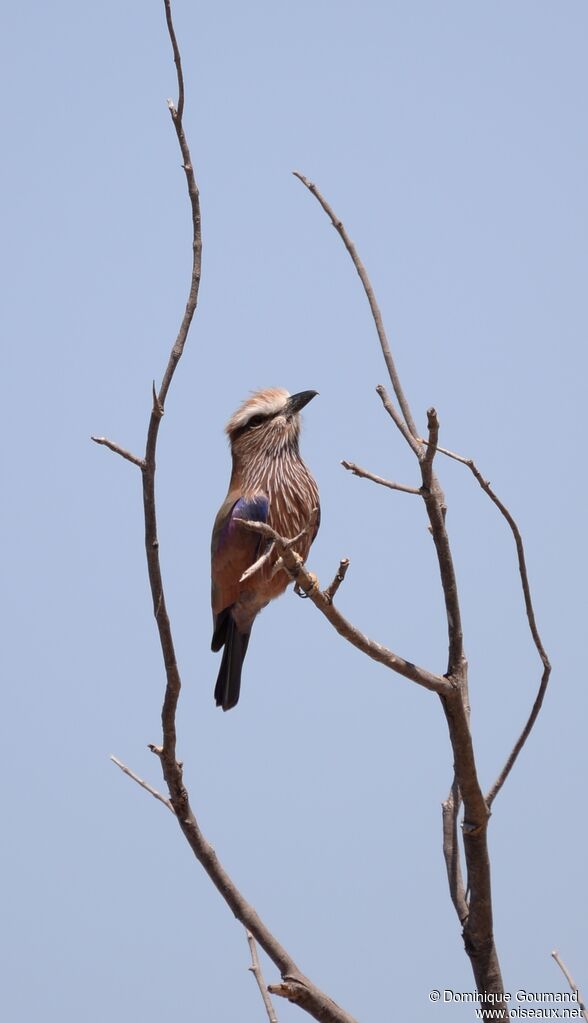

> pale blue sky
[2,2,586,1021]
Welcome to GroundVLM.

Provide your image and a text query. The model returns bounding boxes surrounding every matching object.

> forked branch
[237,518,452,696]
[296,171,509,1019]
[421,439,552,807]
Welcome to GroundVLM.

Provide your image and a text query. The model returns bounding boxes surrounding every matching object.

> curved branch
[294,171,419,442]
[422,439,552,806]
[143,2,202,769]
[551,951,588,1022]
[97,8,359,1023]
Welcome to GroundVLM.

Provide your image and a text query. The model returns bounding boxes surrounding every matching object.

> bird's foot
[294,573,319,598]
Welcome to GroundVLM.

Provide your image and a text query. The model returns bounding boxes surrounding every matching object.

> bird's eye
[247,414,265,429]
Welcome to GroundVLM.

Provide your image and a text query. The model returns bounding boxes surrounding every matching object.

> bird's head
[226,387,318,460]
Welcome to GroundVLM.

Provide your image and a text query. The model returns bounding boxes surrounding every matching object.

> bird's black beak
[286,390,318,416]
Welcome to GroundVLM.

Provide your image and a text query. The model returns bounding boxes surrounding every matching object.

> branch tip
[91,435,144,468]
[341,460,421,495]
[110,754,175,813]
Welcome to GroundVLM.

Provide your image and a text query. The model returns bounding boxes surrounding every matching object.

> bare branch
[294,173,464,675]
[551,951,588,1021]
[239,542,276,583]
[441,776,468,925]
[296,176,512,1012]
[421,407,439,490]
[247,931,280,1023]
[269,982,306,1005]
[323,558,350,604]
[110,755,175,813]
[91,436,144,468]
[375,384,422,455]
[421,439,552,806]
[294,171,419,441]
[341,461,420,495]
[141,0,203,775]
[238,517,452,696]
[96,9,360,1023]
[163,0,185,121]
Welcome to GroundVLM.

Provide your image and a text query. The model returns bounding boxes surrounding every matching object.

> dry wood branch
[323,558,350,604]
[442,777,468,925]
[238,517,451,696]
[418,408,464,674]
[247,932,280,1023]
[91,436,144,468]
[551,951,588,1021]
[239,542,276,583]
[111,755,175,813]
[164,0,185,120]
[375,384,422,455]
[141,0,202,773]
[421,408,439,490]
[294,171,419,441]
[96,8,359,1023]
[297,173,508,1014]
[422,439,552,807]
[341,460,420,495]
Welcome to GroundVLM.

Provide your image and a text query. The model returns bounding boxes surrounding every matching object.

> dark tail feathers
[213,615,251,711]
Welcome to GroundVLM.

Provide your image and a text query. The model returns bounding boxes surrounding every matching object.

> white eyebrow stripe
[227,388,290,433]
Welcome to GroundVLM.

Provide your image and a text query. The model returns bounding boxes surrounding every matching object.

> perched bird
[211,388,320,711]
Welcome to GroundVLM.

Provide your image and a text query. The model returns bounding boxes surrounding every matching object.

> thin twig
[91,436,144,468]
[247,931,280,1023]
[341,461,420,495]
[421,439,552,807]
[323,558,350,604]
[110,755,175,813]
[375,384,421,455]
[294,171,419,441]
[164,0,185,121]
[238,517,451,696]
[551,951,588,1021]
[239,542,276,583]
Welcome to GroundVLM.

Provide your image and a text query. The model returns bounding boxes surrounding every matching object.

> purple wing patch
[216,494,269,552]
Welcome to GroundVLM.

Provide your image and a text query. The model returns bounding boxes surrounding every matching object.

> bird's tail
[214,616,251,711]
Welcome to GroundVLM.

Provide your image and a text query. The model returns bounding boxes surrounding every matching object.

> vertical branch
[97,9,361,1023]
[142,3,202,769]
